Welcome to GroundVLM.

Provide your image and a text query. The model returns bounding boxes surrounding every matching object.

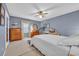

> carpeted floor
[5,38,43,56]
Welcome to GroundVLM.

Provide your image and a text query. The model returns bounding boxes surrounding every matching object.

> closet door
[0,3,5,56]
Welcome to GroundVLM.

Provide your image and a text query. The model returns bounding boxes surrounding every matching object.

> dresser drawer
[10,32,20,35]
[11,35,21,40]
[10,29,21,33]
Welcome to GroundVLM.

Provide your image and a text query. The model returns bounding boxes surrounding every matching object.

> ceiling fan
[31,4,59,18]
[35,11,48,18]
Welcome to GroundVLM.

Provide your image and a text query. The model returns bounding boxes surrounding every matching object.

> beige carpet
[5,39,43,56]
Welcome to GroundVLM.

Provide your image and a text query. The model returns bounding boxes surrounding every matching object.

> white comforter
[31,34,70,56]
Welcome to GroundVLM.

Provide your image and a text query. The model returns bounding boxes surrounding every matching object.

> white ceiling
[6,3,79,21]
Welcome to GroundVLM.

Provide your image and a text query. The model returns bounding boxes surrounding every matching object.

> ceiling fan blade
[28,12,37,16]
[44,13,48,14]
[33,4,41,11]
[43,5,59,12]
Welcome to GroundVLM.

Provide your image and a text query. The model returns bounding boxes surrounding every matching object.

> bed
[30,34,79,56]
[30,34,70,56]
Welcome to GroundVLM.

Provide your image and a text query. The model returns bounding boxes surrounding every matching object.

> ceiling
[6,3,79,21]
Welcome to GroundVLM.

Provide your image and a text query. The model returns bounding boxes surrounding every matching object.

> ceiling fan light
[35,11,48,18]
[39,15,43,18]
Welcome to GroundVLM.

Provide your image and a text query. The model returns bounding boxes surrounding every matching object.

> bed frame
[31,44,45,56]
[31,44,75,56]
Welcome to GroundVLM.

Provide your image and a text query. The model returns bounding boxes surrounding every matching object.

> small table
[65,45,73,56]
[58,36,79,56]
[59,44,79,56]
[27,38,31,45]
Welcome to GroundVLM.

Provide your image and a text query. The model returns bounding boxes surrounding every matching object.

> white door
[21,20,30,38]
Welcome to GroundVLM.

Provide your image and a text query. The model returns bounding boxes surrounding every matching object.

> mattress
[31,34,70,56]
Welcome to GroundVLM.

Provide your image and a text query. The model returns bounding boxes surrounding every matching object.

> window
[22,22,29,33]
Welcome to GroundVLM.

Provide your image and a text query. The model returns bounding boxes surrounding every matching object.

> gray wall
[9,16,21,28]
[9,16,41,37]
[41,10,79,36]
[0,26,5,56]
[0,4,10,56]
[9,16,41,28]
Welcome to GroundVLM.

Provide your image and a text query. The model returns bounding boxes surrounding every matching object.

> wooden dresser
[9,28,22,41]
[30,30,39,38]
